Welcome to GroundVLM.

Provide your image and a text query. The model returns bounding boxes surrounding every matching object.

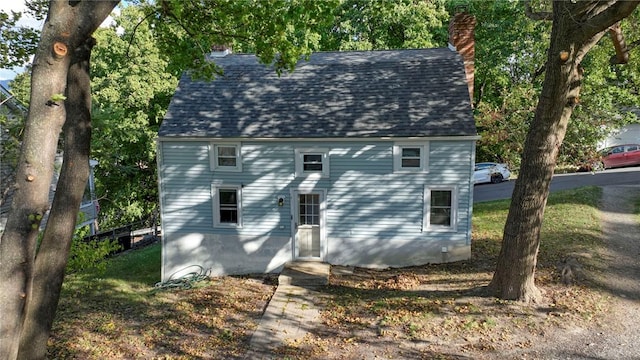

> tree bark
[0,2,117,359]
[18,37,96,360]
[489,1,639,302]
[0,9,72,359]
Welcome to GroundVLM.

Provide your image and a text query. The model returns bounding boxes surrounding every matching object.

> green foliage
[49,93,66,102]
[144,0,338,79]
[66,225,121,275]
[559,8,640,164]
[89,5,176,228]
[0,10,39,68]
[451,1,640,169]
[452,1,550,167]
[319,0,450,51]
[8,71,31,105]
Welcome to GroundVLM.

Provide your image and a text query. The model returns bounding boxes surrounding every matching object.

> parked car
[473,162,511,184]
[600,144,640,169]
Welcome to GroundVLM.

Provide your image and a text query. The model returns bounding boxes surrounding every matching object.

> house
[601,123,640,148]
[157,13,478,280]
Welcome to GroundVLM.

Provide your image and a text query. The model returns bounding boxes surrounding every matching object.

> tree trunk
[0,13,72,360]
[0,2,117,359]
[18,37,96,360]
[489,1,639,302]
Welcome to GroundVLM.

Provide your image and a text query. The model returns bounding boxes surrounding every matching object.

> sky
[0,1,118,81]
[0,1,43,80]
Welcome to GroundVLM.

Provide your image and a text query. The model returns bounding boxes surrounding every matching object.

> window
[424,186,457,231]
[393,143,428,172]
[210,143,242,172]
[303,154,323,171]
[295,148,330,177]
[212,185,242,227]
[298,194,321,225]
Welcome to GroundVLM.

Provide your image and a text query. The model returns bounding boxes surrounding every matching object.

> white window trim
[294,148,330,178]
[423,185,457,232]
[211,184,243,228]
[210,142,242,172]
[393,142,428,173]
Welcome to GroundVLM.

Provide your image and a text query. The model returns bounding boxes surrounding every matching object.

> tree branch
[125,10,156,58]
[610,38,640,64]
[578,0,639,42]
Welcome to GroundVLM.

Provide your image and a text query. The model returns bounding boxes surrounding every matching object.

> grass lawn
[49,186,610,359]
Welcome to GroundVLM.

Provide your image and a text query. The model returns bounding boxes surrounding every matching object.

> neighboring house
[600,124,640,149]
[598,109,640,149]
[0,83,27,234]
[50,155,100,235]
[157,13,479,280]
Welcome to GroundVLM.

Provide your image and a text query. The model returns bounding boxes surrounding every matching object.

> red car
[600,144,640,169]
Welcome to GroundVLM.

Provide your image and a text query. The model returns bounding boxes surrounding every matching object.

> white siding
[158,139,474,279]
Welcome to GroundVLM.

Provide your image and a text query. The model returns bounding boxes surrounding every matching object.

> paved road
[473,167,640,203]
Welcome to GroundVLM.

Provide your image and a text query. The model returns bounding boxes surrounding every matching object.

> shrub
[66,225,121,275]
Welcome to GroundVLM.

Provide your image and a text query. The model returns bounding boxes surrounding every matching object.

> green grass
[472,186,603,266]
[62,243,162,304]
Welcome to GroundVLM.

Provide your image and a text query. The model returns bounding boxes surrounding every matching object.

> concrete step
[278,261,330,287]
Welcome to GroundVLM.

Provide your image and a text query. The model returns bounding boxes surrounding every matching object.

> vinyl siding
[159,139,474,278]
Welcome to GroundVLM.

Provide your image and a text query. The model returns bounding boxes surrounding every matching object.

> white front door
[292,190,325,259]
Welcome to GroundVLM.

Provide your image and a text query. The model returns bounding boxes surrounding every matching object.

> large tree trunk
[18,37,96,360]
[489,1,639,302]
[0,2,117,359]
[0,12,72,360]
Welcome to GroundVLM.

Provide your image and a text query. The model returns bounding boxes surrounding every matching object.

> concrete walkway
[245,261,330,359]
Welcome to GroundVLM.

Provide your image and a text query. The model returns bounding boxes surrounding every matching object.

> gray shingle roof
[159,48,476,139]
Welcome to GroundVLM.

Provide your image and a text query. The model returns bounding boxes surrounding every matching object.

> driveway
[474,167,640,202]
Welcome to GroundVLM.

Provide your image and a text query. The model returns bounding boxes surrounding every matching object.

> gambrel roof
[159,48,476,139]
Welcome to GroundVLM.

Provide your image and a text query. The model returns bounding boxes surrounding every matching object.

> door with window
[292,190,325,259]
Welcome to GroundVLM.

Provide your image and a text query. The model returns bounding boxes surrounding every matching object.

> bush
[66,225,121,275]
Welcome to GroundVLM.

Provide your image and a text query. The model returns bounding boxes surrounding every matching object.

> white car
[473,162,511,184]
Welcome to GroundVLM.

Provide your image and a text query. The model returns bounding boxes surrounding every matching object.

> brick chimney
[448,10,476,105]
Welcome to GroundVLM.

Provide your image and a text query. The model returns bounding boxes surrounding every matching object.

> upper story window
[295,148,330,178]
[210,143,242,172]
[212,184,242,228]
[393,142,428,172]
[424,186,457,231]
